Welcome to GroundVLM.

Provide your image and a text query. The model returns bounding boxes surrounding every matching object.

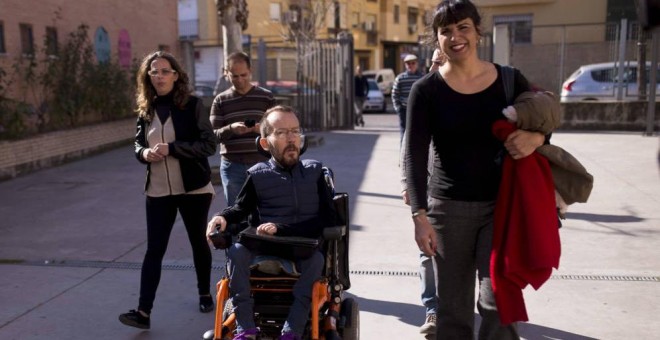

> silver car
[560,61,660,102]
[362,79,386,113]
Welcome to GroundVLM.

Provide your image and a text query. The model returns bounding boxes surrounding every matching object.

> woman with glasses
[119,51,217,330]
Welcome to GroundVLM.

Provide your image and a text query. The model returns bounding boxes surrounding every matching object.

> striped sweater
[392,71,424,112]
[210,86,276,163]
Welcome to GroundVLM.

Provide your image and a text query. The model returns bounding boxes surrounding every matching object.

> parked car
[251,80,319,96]
[560,61,660,102]
[362,79,386,113]
[194,83,215,110]
[363,68,395,95]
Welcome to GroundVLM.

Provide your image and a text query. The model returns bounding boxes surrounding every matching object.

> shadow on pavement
[565,212,644,223]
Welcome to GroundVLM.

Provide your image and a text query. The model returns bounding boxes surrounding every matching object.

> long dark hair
[135,51,190,120]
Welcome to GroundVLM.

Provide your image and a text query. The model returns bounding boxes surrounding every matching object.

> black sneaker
[199,295,214,313]
[119,309,150,329]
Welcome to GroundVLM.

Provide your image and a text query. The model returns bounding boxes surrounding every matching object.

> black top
[404,64,531,211]
[354,75,368,98]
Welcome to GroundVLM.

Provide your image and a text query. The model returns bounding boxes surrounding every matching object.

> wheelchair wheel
[339,298,360,340]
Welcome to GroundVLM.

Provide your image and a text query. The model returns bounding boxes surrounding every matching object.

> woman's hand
[504,130,544,160]
[143,148,164,163]
[413,214,437,257]
[402,190,410,206]
[206,216,227,239]
[152,143,169,157]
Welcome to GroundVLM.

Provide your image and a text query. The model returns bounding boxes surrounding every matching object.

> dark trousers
[429,198,519,340]
[138,193,213,314]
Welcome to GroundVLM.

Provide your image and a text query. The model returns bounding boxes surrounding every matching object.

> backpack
[501,65,515,105]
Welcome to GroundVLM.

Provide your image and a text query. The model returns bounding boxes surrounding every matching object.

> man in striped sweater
[392,54,424,143]
[210,52,276,206]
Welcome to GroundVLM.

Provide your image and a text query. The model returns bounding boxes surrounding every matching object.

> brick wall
[0,118,135,181]
[0,0,179,101]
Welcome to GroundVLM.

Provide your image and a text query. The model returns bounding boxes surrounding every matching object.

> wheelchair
[203,136,359,340]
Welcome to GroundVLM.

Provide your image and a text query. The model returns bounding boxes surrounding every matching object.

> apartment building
[182,0,639,92]
[182,0,438,85]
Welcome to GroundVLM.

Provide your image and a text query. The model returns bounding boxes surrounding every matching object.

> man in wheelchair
[206,105,339,340]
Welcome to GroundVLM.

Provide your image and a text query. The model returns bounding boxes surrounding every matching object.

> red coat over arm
[490,120,561,325]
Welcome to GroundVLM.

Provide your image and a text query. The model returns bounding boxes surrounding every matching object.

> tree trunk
[214,1,244,95]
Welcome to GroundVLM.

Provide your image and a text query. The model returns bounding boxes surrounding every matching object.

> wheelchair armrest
[323,225,346,241]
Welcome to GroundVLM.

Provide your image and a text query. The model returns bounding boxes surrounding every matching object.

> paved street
[0,113,659,339]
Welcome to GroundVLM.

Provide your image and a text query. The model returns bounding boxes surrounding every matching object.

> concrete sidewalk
[0,113,659,339]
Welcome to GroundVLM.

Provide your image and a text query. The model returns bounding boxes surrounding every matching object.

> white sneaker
[419,313,436,335]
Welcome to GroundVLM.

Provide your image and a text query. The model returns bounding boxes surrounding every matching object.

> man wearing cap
[392,54,423,142]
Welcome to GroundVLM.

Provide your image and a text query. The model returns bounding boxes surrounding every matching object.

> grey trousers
[428,197,519,340]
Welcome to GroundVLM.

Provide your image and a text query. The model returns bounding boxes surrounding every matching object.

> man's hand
[206,216,227,239]
[414,215,437,257]
[504,130,544,160]
[256,222,277,235]
[229,122,259,135]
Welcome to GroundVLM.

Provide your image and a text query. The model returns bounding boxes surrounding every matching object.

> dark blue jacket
[219,158,336,238]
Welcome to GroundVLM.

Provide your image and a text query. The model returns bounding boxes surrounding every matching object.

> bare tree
[282,1,336,45]
[213,0,249,95]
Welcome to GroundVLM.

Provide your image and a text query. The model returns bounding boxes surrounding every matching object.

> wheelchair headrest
[255,135,308,158]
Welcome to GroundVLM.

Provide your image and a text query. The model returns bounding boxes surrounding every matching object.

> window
[493,14,532,44]
[46,26,58,55]
[270,3,281,22]
[0,21,5,54]
[408,7,419,34]
[352,12,359,28]
[20,23,34,55]
[326,2,347,29]
[394,5,400,24]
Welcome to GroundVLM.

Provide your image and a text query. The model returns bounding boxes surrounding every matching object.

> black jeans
[138,193,213,314]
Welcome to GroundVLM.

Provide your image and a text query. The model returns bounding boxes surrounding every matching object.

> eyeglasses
[269,128,302,139]
[148,68,177,77]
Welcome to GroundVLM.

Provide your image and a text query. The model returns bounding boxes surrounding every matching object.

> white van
[363,68,395,95]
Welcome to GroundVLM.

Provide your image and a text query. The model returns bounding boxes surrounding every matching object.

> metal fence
[294,33,355,132]
[507,20,656,97]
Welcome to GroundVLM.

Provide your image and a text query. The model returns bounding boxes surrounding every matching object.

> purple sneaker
[233,328,259,340]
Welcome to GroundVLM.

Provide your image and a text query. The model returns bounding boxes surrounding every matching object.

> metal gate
[295,33,355,132]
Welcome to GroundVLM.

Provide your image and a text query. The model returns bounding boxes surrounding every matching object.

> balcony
[179,19,199,40]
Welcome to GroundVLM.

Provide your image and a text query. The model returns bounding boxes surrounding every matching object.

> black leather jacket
[134,95,216,192]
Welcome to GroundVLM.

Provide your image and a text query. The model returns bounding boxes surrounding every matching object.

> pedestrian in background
[354,65,368,127]
[404,1,548,338]
[392,54,424,142]
[400,47,446,337]
[119,51,217,330]
[429,48,446,73]
[210,52,276,207]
